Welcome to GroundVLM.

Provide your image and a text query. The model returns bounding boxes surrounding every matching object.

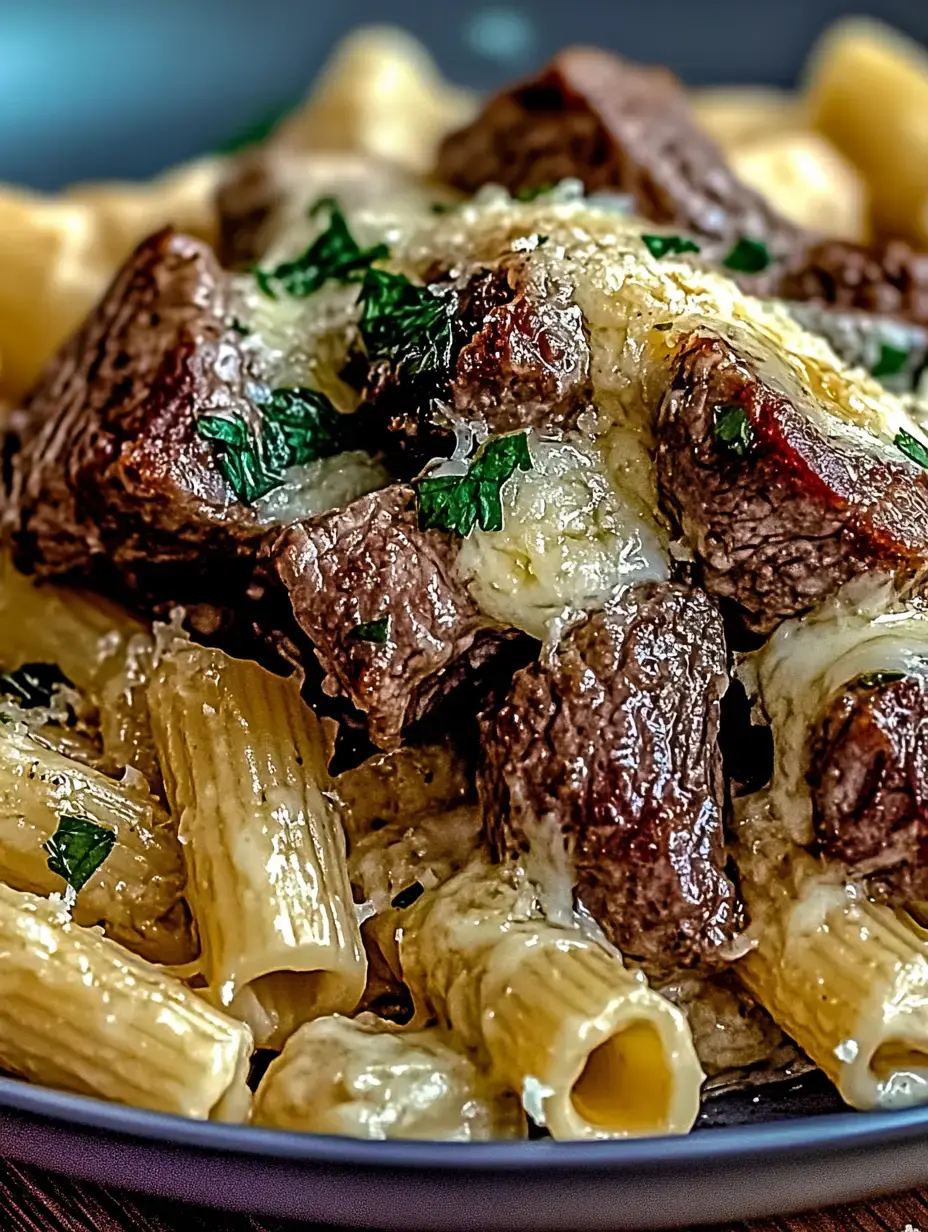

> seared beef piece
[778,239,928,330]
[437,47,805,260]
[356,256,591,478]
[4,229,278,643]
[656,332,928,636]
[270,484,532,751]
[480,581,742,974]
[808,673,928,900]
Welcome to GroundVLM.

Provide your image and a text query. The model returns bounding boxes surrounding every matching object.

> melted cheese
[743,576,928,845]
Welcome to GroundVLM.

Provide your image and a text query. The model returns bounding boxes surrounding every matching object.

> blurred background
[3,0,928,188]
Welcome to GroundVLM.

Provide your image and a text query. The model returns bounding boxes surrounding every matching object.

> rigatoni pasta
[148,640,366,1049]
[738,864,928,1110]
[0,723,194,965]
[395,862,704,1140]
[0,883,252,1119]
[253,1013,525,1139]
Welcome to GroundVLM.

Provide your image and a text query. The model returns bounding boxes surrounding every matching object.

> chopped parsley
[229,316,250,337]
[253,197,389,299]
[0,663,72,709]
[515,184,555,202]
[349,617,391,645]
[856,670,906,689]
[45,815,115,894]
[198,387,344,503]
[896,429,928,470]
[358,268,456,380]
[871,344,910,379]
[642,234,701,260]
[417,432,532,537]
[722,238,771,275]
[713,405,754,458]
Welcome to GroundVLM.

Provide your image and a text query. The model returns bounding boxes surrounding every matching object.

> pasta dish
[5,17,928,1143]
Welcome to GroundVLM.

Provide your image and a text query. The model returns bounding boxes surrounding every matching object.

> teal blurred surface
[2,0,928,189]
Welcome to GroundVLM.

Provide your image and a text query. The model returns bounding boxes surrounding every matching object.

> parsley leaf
[45,815,115,894]
[358,268,456,380]
[642,234,701,259]
[896,429,928,470]
[514,184,556,202]
[713,405,755,458]
[856,670,906,689]
[198,387,344,503]
[417,433,532,537]
[722,238,771,274]
[0,663,73,709]
[871,344,910,379]
[254,197,388,299]
[349,617,391,645]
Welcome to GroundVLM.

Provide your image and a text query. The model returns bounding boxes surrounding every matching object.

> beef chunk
[358,256,590,477]
[270,485,530,751]
[778,238,928,330]
[3,229,275,639]
[480,581,742,974]
[656,331,928,636]
[437,47,805,259]
[809,673,928,900]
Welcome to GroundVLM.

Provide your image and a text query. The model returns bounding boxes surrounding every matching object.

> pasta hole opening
[870,1039,928,1080]
[570,1020,671,1133]
[239,969,361,1051]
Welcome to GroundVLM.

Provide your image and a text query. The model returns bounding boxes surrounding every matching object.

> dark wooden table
[2,1163,927,1232]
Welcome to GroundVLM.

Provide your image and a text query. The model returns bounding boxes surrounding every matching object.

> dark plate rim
[3,1074,928,1170]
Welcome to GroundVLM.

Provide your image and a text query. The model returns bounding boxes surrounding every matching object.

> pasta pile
[5,16,928,1148]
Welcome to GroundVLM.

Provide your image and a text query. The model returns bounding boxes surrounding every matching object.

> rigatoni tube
[739,874,928,1109]
[253,1013,525,1140]
[0,883,252,1119]
[0,725,194,965]
[0,556,161,786]
[148,641,366,1049]
[397,862,703,1139]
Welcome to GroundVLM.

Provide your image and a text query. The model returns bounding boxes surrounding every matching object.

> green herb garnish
[198,387,344,503]
[254,197,389,299]
[359,268,456,380]
[0,663,72,709]
[871,344,910,379]
[45,815,115,894]
[349,617,391,645]
[515,184,555,202]
[642,234,701,260]
[896,429,928,470]
[417,433,532,537]
[722,238,771,274]
[713,405,754,458]
[856,670,906,689]
[229,317,250,336]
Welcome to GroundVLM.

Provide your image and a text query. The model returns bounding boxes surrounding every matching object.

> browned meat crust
[357,256,591,477]
[437,47,805,259]
[778,238,928,329]
[479,581,743,974]
[808,673,928,900]
[270,485,531,751]
[3,229,273,639]
[655,333,928,635]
